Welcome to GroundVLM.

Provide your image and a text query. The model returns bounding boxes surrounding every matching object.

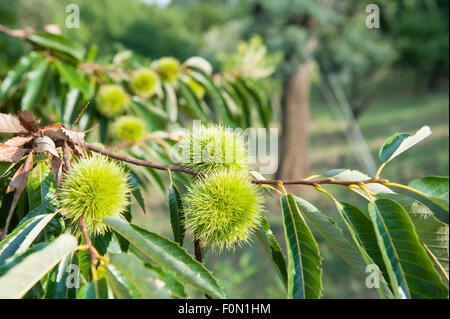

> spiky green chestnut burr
[154,57,180,82]
[59,154,131,235]
[183,169,263,251]
[130,68,158,98]
[96,84,129,117]
[112,116,145,142]
[179,124,248,173]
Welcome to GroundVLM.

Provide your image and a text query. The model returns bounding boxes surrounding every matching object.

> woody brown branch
[83,142,387,187]
[78,215,98,265]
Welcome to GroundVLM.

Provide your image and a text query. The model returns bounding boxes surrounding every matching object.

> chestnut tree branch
[83,142,199,175]
[83,142,387,187]
[78,215,98,265]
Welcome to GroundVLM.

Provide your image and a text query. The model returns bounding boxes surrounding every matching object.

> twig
[111,133,182,150]
[251,178,388,186]
[83,142,388,187]
[62,141,71,171]
[0,24,27,39]
[78,215,98,265]
[194,239,212,299]
[83,123,99,134]
[84,142,199,175]
[71,101,90,129]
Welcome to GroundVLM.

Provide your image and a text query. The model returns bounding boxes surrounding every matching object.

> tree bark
[278,60,315,193]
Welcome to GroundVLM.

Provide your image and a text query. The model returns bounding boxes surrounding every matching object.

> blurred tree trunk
[278,59,314,191]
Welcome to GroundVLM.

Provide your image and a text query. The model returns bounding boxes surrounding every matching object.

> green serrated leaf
[54,60,89,96]
[21,58,49,110]
[62,88,81,126]
[293,196,394,299]
[77,277,109,299]
[281,194,322,299]
[227,79,252,127]
[321,168,346,178]
[145,262,187,298]
[43,252,78,299]
[103,216,225,298]
[128,169,145,213]
[132,96,169,123]
[239,77,271,128]
[177,78,209,123]
[0,213,57,265]
[0,51,40,103]
[379,126,431,164]
[378,193,449,279]
[323,169,394,199]
[27,162,56,211]
[190,69,234,126]
[255,215,287,288]
[0,242,47,277]
[163,82,178,123]
[168,182,185,246]
[0,234,77,298]
[408,176,449,211]
[368,198,448,298]
[106,253,170,299]
[379,133,410,163]
[27,32,85,61]
[338,202,389,282]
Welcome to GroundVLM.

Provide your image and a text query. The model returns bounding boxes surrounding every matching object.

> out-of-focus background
[1,0,448,298]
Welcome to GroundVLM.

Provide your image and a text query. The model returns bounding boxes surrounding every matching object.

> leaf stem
[383,182,430,200]
[374,162,386,179]
[78,215,99,267]
[358,183,376,203]
[259,184,283,196]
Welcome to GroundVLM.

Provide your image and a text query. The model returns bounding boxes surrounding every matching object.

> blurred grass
[133,88,449,299]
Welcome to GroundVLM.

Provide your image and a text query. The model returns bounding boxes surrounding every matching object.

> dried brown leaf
[35,136,60,158]
[42,125,85,145]
[0,113,27,133]
[72,144,86,158]
[4,136,34,147]
[61,127,85,145]
[6,152,34,194]
[18,110,39,132]
[51,155,63,186]
[40,123,65,140]
[0,143,31,162]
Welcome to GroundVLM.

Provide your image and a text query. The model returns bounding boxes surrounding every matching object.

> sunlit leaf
[379,126,432,164]
[368,198,448,298]
[408,176,449,211]
[281,194,322,299]
[255,215,287,288]
[105,253,170,299]
[0,234,77,298]
[103,216,226,298]
[21,58,49,110]
[0,51,40,104]
[0,213,57,265]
